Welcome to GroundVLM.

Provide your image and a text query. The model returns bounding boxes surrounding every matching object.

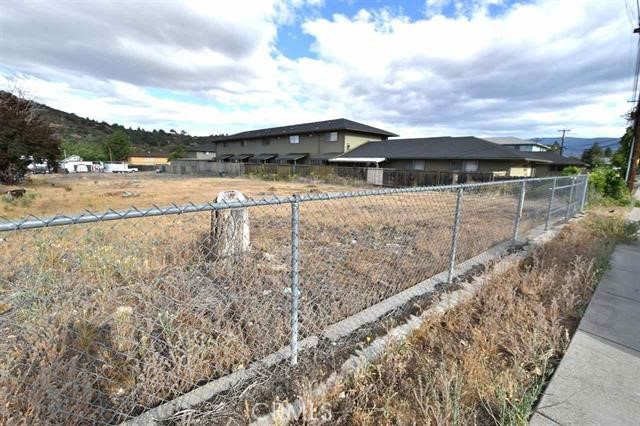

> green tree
[61,138,108,161]
[168,145,186,161]
[604,146,613,157]
[0,91,60,184]
[581,142,604,167]
[102,130,132,161]
[548,141,561,153]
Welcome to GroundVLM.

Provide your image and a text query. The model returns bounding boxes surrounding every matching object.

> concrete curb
[124,218,572,425]
[251,221,571,425]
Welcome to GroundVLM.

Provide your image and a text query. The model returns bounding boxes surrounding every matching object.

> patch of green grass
[1,192,38,207]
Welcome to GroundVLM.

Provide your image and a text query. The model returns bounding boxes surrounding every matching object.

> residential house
[209,118,397,164]
[186,143,217,160]
[483,137,550,152]
[59,155,102,173]
[330,137,583,177]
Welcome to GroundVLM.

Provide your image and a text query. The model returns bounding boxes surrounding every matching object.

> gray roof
[253,153,278,161]
[308,152,343,161]
[335,137,547,161]
[519,151,585,166]
[277,153,308,161]
[212,118,397,142]
[187,143,216,152]
[333,137,583,165]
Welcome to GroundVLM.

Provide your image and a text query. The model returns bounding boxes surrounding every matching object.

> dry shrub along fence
[245,163,501,186]
[183,162,501,187]
[0,175,587,424]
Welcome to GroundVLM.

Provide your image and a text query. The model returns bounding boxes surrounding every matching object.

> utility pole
[628,26,640,192]
[557,129,571,156]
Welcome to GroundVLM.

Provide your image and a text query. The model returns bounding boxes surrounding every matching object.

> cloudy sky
[0,0,635,138]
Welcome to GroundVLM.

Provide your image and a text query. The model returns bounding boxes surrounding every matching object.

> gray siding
[216,131,384,158]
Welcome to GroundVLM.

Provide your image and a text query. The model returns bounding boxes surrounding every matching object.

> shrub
[561,165,581,176]
[588,166,631,205]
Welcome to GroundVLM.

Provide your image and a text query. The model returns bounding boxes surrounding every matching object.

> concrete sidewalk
[530,209,640,425]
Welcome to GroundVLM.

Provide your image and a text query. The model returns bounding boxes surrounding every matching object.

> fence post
[512,180,526,243]
[290,195,300,366]
[544,177,557,231]
[565,176,576,220]
[447,187,464,283]
[579,174,589,212]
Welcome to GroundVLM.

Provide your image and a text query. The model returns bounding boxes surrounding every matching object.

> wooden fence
[166,160,510,187]
[243,163,503,186]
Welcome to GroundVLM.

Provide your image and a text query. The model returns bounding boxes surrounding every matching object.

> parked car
[104,162,138,173]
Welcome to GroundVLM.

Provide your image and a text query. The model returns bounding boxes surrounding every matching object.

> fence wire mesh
[0,175,587,424]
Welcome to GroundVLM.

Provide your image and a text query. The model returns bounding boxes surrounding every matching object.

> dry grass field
[0,172,361,219]
[317,214,638,425]
[0,174,575,424]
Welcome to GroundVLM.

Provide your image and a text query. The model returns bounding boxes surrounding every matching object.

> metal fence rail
[0,175,588,424]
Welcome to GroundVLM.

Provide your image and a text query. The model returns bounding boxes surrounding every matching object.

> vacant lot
[0,175,573,424]
[317,214,637,425]
[0,172,361,219]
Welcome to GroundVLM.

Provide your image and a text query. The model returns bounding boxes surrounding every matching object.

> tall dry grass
[317,214,638,425]
[0,180,563,424]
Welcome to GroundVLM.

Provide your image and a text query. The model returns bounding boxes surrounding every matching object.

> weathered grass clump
[316,214,637,425]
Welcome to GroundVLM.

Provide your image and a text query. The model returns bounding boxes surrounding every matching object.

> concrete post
[210,190,250,257]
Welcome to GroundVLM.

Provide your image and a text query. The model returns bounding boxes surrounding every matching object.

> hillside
[533,137,620,157]
[40,103,202,150]
[2,91,219,152]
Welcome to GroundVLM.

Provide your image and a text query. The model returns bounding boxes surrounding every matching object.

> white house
[60,156,102,173]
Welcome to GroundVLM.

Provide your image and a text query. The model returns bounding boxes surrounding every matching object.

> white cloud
[0,0,632,137]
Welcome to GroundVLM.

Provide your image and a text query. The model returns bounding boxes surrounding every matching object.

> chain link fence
[0,175,588,424]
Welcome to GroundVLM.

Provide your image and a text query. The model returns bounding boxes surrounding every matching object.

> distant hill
[532,137,620,158]
[2,91,220,153]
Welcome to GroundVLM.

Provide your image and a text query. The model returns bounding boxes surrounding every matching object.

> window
[241,140,248,147]
[449,160,463,171]
[325,132,338,142]
[463,160,479,172]
[223,142,227,148]
[289,135,300,144]
[262,138,270,145]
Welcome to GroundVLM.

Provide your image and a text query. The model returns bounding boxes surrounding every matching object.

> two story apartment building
[210,118,397,164]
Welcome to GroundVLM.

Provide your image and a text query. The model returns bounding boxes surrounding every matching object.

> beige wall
[127,156,169,166]
[344,133,382,152]
[216,131,384,158]
[386,159,533,176]
[194,151,216,160]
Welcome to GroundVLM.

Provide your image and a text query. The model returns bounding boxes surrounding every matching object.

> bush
[588,166,631,205]
[561,165,581,176]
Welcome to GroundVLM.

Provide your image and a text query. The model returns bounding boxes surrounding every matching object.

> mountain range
[532,137,620,158]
